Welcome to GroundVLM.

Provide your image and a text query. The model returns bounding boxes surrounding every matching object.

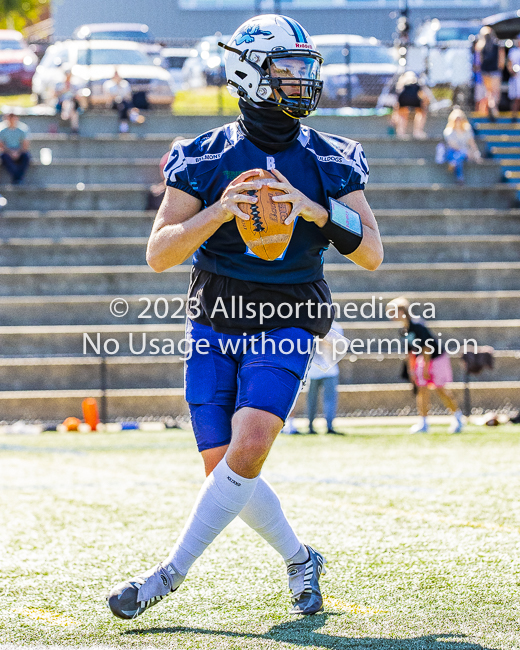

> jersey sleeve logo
[163,144,187,181]
[235,26,273,45]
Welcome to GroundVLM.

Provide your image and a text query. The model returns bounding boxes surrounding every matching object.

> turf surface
[1,424,520,649]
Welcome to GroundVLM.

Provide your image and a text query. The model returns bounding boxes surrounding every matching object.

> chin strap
[282,110,300,120]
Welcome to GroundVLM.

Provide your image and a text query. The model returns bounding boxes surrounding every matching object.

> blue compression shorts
[184,320,315,452]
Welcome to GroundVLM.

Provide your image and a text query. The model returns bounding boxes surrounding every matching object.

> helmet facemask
[221,42,323,118]
[257,50,323,117]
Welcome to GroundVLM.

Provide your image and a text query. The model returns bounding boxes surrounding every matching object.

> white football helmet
[220,14,323,118]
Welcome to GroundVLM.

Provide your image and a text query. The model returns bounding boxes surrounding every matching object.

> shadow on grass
[125,612,497,649]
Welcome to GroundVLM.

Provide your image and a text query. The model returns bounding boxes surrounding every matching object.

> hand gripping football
[236,169,294,261]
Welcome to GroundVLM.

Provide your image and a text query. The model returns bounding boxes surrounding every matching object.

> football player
[107,14,383,620]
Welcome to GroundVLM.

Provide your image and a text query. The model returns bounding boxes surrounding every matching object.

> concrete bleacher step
[24,135,464,162]
[2,234,519,267]
[470,114,519,122]
[11,113,224,137]
[0,320,517,357]
[375,209,520,236]
[0,290,517,326]
[0,211,156,238]
[499,159,520,168]
[2,209,518,239]
[1,262,519,296]
[338,351,518,385]
[2,157,500,186]
[0,380,517,421]
[327,235,520,264]
[1,350,517,392]
[364,184,519,210]
[366,159,500,185]
[490,147,520,157]
[15,113,450,138]
[482,135,520,145]
[28,134,178,160]
[1,183,517,212]
[5,159,164,186]
[474,123,520,135]
[0,185,149,211]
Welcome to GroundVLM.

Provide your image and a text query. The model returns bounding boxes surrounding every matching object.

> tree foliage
[0,0,50,32]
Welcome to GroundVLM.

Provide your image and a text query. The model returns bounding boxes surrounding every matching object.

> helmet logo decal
[235,25,274,46]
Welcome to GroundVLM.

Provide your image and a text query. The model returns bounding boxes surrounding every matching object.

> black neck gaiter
[237,99,300,155]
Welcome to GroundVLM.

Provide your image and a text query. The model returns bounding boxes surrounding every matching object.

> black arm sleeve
[320,218,363,255]
[319,198,364,255]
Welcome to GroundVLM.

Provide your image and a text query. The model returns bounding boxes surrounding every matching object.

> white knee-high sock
[239,477,307,564]
[166,457,258,576]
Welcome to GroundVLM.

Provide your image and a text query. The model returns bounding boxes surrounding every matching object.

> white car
[409,19,481,88]
[181,36,229,89]
[72,23,162,57]
[160,47,195,91]
[32,39,174,108]
[314,34,397,108]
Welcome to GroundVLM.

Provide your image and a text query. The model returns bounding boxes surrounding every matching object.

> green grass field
[1,424,520,649]
[0,88,239,115]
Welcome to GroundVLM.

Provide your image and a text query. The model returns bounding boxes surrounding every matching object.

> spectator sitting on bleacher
[0,112,30,185]
[103,69,145,133]
[55,67,85,135]
[507,39,520,124]
[443,108,481,185]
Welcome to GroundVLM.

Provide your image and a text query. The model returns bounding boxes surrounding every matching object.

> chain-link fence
[315,40,476,113]
[176,40,478,115]
[24,33,482,115]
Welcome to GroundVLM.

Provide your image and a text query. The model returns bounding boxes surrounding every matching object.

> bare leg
[413,108,428,138]
[227,407,283,478]
[396,107,409,138]
[490,75,501,115]
[416,385,429,417]
[435,387,459,413]
[70,108,79,132]
[201,445,228,476]
[483,75,500,117]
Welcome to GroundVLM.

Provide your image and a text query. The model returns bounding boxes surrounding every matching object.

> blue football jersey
[163,122,369,285]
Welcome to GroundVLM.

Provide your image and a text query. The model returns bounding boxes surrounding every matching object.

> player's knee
[232,428,273,460]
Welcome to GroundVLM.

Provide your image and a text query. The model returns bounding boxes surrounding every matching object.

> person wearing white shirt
[103,69,144,133]
[307,321,343,435]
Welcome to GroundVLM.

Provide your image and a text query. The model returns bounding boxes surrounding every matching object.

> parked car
[313,34,397,108]
[414,19,481,47]
[160,47,195,91]
[0,29,38,94]
[32,39,175,108]
[72,23,161,57]
[181,36,229,89]
[409,19,481,88]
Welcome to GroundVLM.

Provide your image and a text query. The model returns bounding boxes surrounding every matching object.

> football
[236,169,294,261]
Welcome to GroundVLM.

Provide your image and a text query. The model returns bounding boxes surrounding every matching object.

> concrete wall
[52,0,514,42]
